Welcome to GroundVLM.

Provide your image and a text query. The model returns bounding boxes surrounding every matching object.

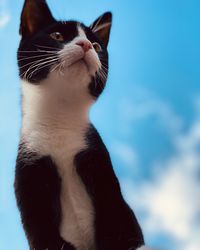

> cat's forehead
[47,21,80,36]
[42,21,97,42]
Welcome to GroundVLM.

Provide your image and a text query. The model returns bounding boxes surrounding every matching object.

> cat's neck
[21,80,91,136]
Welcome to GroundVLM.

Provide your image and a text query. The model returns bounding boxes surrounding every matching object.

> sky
[0,0,200,249]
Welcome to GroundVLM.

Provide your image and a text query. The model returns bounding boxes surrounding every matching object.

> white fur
[21,27,101,250]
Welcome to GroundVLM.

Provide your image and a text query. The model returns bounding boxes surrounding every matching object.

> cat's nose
[76,39,92,52]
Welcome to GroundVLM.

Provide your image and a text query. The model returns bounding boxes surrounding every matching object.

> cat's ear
[20,0,55,37]
[90,12,112,48]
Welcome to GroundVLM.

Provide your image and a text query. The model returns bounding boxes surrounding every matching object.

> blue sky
[0,0,200,249]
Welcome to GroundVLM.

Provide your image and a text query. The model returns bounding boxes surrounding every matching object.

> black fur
[20,0,55,37]
[15,144,76,250]
[75,125,144,250]
[18,21,79,84]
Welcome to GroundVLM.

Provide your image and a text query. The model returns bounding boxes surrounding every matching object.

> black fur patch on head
[20,0,55,37]
[90,12,112,48]
[18,21,79,83]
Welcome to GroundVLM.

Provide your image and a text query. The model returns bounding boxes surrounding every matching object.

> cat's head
[18,0,112,101]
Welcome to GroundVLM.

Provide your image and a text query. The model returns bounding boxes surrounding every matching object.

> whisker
[99,65,108,74]
[100,72,108,80]
[37,49,60,53]
[19,56,58,69]
[100,65,108,72]
[35,44,61,51]
[22,57,58,79]
[100,61,108,68]
[97,68,107,82]
[18,54,56,62]
[27,62,56,80]
[50,62,61,73]
[98,55,108,61]
[18,50,58,54]
[58,60,65,76]
[27,59,59,80]
[95,74,105,90]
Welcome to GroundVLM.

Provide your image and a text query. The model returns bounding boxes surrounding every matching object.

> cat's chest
[59,165,95,250]
[23,127,95,250]
[50,136,96,250]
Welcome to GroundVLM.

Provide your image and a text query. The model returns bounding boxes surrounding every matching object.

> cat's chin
[67,58,97,77]
[75,59,88,69]
[66,59,89,74]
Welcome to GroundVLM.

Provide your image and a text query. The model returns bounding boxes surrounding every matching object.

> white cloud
[118,86,183,137]
[122,109,200,250]
[0,13,10,28]
[111,141,139,168]
[0,0,10,28]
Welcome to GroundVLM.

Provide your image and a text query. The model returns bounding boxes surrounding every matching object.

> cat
[14,0,144,249]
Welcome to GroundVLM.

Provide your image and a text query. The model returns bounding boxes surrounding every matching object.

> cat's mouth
[57,42,101,76]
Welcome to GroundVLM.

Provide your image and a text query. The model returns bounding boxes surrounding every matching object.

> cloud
[111,141,138,168]
[0,0,10,28]
[119,87,183,136]
[0,13,10,28]
[121,103,200,250]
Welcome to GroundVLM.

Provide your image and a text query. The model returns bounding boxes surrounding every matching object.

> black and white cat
[14,0,144,249]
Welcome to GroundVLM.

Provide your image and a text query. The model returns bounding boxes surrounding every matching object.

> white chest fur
[50,130,95,250]
[21,80,96,250]
[48,131,95,250]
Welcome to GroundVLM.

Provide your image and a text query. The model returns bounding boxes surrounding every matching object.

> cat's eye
[92,42,102,52]
[50,32,64,42]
